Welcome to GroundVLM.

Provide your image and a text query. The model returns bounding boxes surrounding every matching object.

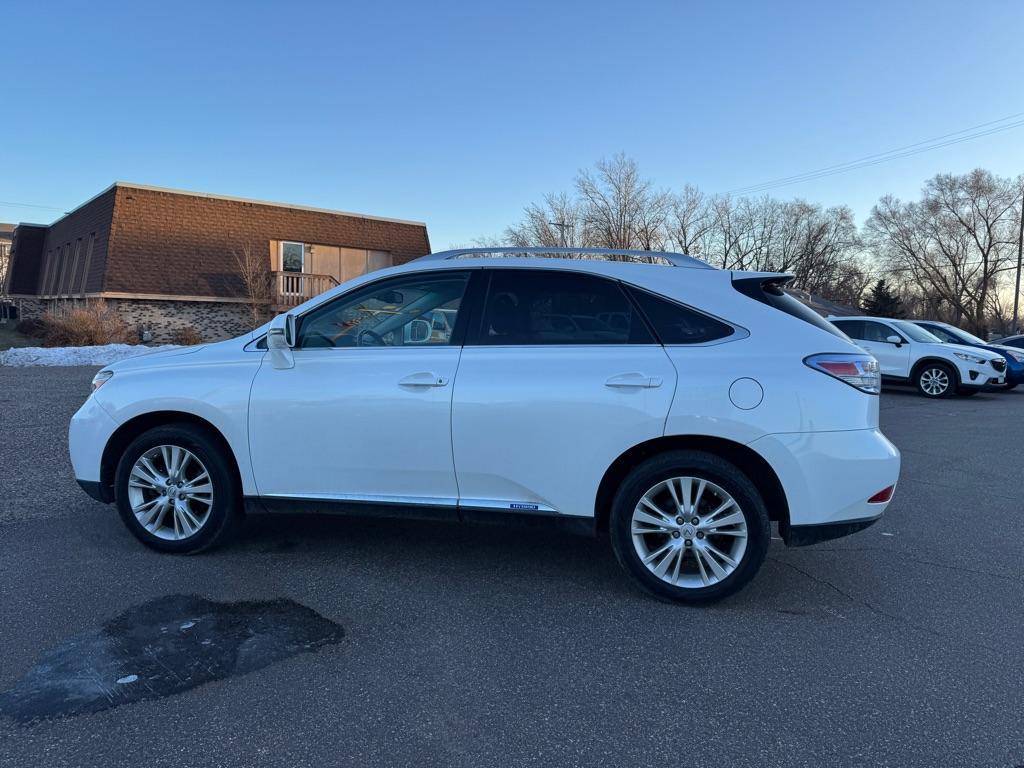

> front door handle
[605,372,663,389]
[399,372,448,387]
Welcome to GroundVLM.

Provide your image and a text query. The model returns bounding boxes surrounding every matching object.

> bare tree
[505,192,585,248]
[667,185,714,257]
[865,170,1022,333]
[575,154,670,251]
[232,242,273,328]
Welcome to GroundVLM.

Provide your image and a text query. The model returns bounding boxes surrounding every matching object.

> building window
[68,239,82,297]
[53,244,70,296]
[80,233,95,296]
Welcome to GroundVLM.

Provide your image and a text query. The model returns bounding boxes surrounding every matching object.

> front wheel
[114,423,242,553]
[915,363,956,398]
[609,451,770,604]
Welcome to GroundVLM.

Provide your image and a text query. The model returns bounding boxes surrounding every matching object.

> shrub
[171,326,204,346]
[39,302,135,347]
[15,317,46,338]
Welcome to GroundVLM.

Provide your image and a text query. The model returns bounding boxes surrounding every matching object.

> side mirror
[886,335,903,346]
[405,318,432,344]
[267,313,296,369]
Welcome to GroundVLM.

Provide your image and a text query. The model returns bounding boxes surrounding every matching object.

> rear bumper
[748,428,900,539]
[783,515,881,546]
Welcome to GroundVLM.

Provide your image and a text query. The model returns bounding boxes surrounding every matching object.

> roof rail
[416,246,713,269]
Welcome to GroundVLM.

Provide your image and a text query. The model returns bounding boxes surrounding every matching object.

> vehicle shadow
[226,511,845,612]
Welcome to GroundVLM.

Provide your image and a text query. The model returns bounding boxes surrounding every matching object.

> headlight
[91,370,113,392]
[1006,349,1024,363]
[953,352,985,364]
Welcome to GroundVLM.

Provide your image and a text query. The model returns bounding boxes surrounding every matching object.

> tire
[114,423,242,553]
[915,362,956,398]
[609,450,770,604]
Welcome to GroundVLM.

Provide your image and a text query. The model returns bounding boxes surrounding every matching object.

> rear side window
[627,287,733,344]
[475,270,653,345]
[831,320,863,338]
[734,277,848,339]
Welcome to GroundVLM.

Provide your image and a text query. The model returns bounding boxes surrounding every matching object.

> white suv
[828,315,1006,398]
[70,248,901,603]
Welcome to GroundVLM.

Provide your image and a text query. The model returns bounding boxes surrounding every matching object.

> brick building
[2,183,431,342]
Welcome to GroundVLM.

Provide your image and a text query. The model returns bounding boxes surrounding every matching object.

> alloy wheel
[920,368,949,396]
[630,476,748,588]
[127,445,214,540]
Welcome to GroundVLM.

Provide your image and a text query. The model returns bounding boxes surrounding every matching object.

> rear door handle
[399,372,448,387]
[605,372,662,389]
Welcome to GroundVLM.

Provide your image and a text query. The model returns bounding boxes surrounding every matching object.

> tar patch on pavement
[0,594,344,722]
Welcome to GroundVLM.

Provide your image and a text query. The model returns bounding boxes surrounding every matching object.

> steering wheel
[357,328,387,347]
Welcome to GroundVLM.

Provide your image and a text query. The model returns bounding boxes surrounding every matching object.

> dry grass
[37,302,135,347]
[170,326,204,346]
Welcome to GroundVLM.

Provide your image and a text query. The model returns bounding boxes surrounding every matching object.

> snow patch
[0,344,183,367]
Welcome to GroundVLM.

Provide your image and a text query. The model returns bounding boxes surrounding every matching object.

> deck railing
[272,271,339,308]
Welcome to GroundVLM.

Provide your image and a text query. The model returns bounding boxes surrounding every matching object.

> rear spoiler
[731,273,795,303]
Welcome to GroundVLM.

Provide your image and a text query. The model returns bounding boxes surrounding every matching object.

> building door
[280,241,306,296]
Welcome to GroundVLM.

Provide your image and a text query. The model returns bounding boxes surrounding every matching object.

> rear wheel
[114,424,242,553]
[609,451,770,604]
[915,363,956,398]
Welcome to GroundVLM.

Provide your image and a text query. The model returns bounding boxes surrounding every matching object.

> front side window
[860,321,901,343]
[476,270,652,345]
[918,323,959,344]
[892,320,940,343]
[297,272,469,348]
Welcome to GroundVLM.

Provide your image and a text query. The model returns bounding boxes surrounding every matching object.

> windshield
[892,320,941,343]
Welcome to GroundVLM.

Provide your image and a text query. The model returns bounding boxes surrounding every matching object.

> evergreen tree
[861,279,906,317]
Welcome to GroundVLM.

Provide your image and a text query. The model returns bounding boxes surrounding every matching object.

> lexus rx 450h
[70,248,900,603]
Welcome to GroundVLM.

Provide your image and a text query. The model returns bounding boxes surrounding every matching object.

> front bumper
[962,361,1005,387]
[747,428,900,545]
[69,394,119,500]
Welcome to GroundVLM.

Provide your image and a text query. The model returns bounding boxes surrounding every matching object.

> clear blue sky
[3,0,1023,248]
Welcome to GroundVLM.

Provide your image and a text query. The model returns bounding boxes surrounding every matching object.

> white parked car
[70,248,901,603]
[828,315,1006,398]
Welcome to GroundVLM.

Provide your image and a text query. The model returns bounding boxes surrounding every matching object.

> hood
[938,342,1003,362]
[103,336,249,373]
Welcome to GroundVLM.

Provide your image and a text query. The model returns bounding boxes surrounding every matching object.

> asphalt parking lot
[0,366,1022,768]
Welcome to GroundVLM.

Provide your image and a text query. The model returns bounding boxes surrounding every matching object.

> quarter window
[297,272,469,348]
[627,287,733,344]
[475,270,653,345]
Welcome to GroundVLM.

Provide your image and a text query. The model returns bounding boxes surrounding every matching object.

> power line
[0,200,67,212]
[726,112,1024,196]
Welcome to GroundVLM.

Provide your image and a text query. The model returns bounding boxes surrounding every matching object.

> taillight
[804,353,881,394]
